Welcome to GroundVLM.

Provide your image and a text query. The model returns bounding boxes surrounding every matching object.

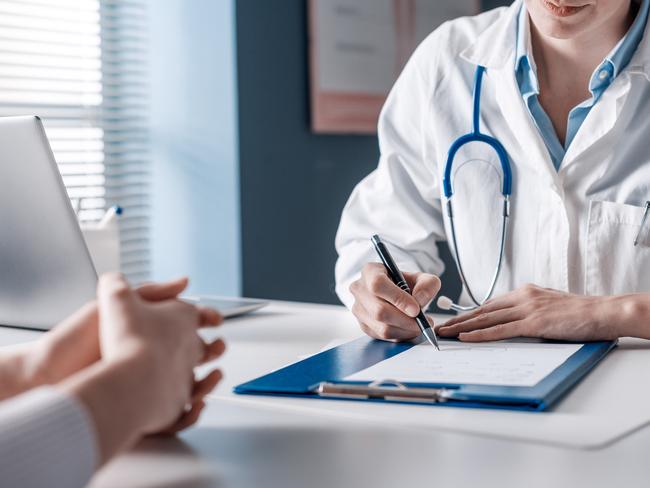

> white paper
[315,0,397,94]
[345,341,582,387]
[314,0,479,94]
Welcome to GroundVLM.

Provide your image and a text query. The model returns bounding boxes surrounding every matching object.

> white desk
[2,301,650,488]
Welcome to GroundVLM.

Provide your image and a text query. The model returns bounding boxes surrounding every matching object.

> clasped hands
[2,274,225,435]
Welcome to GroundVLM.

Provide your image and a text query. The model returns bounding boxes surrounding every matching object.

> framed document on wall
[308,0,480,134]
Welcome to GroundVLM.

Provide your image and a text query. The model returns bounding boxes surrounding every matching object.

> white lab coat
[335,0,650,309]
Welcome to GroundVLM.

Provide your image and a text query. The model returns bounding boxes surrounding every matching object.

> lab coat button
[598,69,610,81]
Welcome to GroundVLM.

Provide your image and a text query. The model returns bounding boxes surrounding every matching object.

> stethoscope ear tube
[442,65,513,200]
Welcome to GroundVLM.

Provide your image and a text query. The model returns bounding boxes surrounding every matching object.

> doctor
[335,0,650,342]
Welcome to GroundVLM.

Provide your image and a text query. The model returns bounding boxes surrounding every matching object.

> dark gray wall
[236,0,511,305]
[484,0,512,9]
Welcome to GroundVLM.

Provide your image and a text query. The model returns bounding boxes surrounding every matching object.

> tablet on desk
[183,296,269,319]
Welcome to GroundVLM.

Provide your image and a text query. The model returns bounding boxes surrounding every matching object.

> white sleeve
[334,36,447,309]
[0,386,98,488]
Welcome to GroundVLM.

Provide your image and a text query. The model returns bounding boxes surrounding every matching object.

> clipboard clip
[316,379,455,404]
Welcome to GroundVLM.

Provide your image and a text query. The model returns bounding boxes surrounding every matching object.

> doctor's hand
[350,263,441,341]
[436,284,627,342]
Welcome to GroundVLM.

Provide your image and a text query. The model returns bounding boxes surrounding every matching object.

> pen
[371,235,440,350]
[98,205,122,228]
[634,201,650,247]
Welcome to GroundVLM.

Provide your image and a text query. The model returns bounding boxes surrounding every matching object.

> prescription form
[344,341,582,387]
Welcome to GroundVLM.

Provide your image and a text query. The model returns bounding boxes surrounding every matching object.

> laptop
[0,116,267,330]
[0,116,98,329]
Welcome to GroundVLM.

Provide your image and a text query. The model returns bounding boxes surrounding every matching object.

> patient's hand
[96,273,225,435]
[436,284,633,342]
[0,277,197,400]
[62,273,225,465]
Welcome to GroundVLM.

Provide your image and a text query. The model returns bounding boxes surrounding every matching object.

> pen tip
[423,328,440,350]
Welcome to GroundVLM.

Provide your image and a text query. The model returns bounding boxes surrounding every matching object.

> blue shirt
[515,0,650,170]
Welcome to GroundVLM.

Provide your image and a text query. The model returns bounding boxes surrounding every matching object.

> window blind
[0,0,151,283]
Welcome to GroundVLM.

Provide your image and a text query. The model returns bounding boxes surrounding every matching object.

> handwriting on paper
[344,341,582,387]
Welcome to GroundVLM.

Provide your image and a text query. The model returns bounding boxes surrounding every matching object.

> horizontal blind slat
[0,0,151,282]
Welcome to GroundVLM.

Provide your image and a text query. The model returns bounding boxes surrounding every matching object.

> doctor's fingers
[359,264,421,317]
[441,294,520,328]
[458,320,528,342]
[403,272,441,308]
[437,307,524,338]
[352,293,421,332]
[359,321,420,342]
[352,300,420,340]
[353,287,423,331]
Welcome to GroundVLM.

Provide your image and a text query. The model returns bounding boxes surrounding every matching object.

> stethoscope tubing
[442,65,512,312]
[447,195,510,309]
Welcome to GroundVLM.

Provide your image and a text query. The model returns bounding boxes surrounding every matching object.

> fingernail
[405,304,420,317]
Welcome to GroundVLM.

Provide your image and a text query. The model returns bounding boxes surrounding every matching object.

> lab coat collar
[563,1,650,168]
[461,0,650,80]
[628,0,650,81]
[459,0,521,70]
[460,1,560,187]
[560,73,632,172]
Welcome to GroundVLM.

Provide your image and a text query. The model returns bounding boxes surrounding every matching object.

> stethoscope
[436,65,513,313]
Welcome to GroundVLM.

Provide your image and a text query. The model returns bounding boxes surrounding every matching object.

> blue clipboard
[233,336,616,411]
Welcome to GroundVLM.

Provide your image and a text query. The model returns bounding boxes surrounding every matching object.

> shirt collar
[515,0,650,93]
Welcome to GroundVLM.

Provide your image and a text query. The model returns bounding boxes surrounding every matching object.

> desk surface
[2,301,649,488]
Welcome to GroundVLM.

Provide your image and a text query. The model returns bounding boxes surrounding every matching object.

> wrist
[61,355,152,465]
[23,339,59,387]
[615,294,650,339]
[5,335,81,393]
[0,344,46,399]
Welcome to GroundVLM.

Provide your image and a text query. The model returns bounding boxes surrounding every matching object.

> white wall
[147,0,241,295]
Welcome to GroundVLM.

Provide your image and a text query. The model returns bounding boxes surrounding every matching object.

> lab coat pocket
[585,201,650,296]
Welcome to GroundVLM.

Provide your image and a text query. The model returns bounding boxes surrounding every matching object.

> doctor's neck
[526,0,637,85]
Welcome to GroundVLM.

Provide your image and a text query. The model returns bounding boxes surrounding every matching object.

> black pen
[371,235,440,350]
